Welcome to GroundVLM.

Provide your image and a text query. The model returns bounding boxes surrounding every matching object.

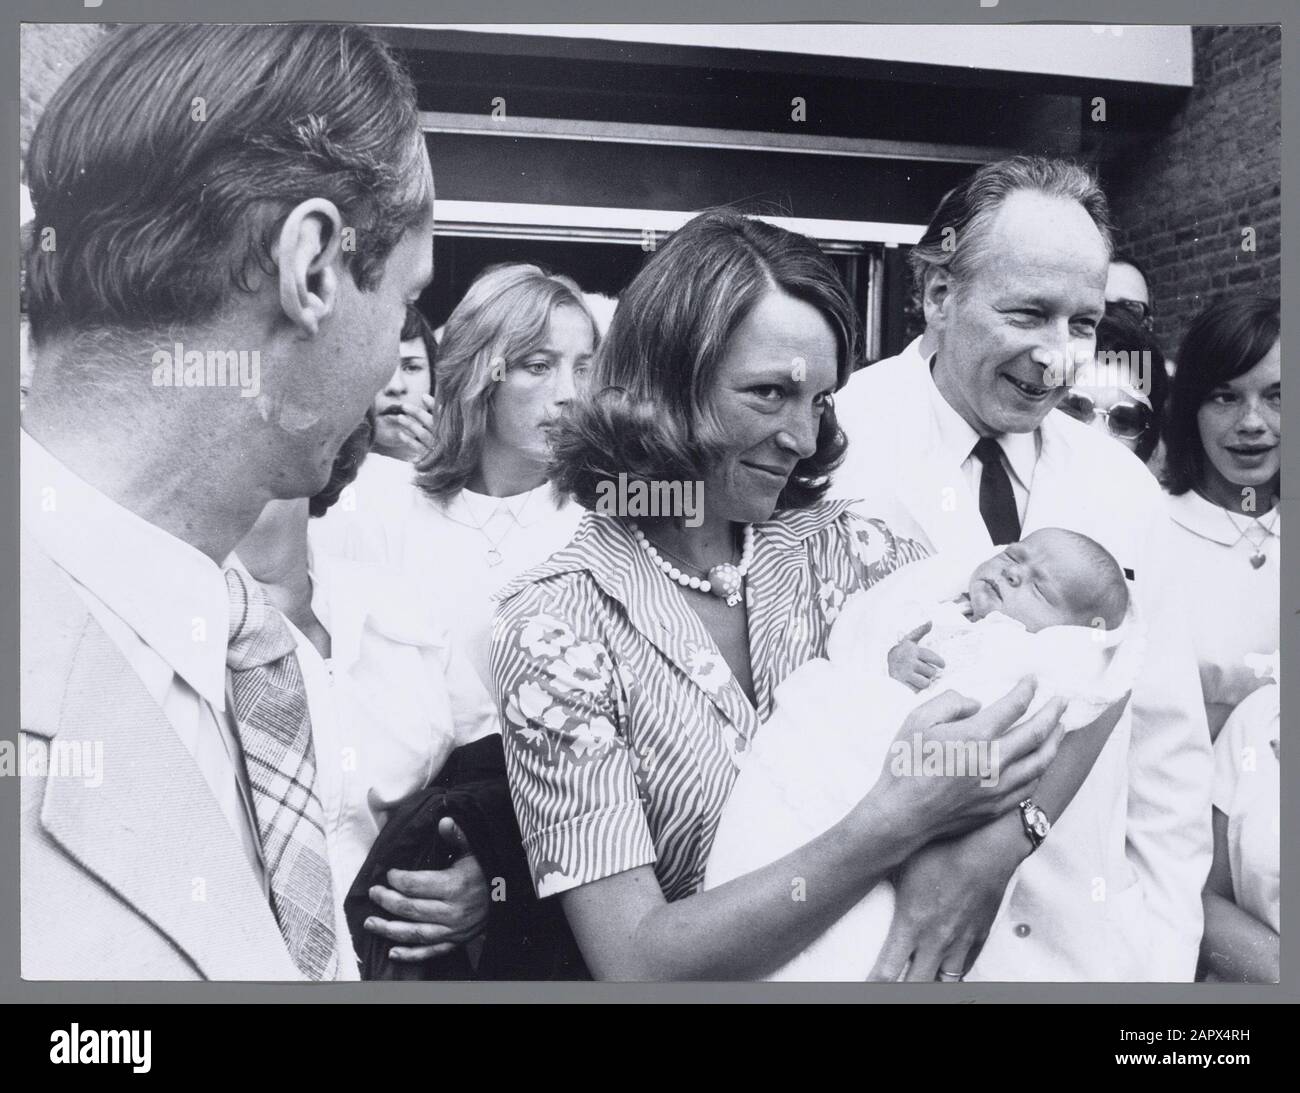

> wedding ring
[937,969,964,982]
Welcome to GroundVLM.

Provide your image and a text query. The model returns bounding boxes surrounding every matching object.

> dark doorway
[421,236,650,327]
[419,233,873,342]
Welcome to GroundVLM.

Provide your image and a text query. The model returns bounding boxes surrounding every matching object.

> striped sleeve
[826,510,931,596]
[491,578,656,898]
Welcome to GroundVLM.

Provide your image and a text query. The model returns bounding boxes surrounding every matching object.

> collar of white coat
[912,337,1040,491]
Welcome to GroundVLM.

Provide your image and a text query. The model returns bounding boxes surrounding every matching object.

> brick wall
[1104,25,1281,355]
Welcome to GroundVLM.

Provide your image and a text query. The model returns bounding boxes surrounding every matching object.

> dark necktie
[972,437,1021,545]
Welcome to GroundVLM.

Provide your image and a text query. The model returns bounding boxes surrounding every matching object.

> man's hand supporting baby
[869,689,1133,982]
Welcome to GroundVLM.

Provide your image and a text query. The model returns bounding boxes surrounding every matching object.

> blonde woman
[312,264,599,691]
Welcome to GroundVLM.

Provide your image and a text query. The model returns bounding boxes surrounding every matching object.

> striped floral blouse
[491,499,928,902]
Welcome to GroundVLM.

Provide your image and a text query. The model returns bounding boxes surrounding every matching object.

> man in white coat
[832,156,1212,981]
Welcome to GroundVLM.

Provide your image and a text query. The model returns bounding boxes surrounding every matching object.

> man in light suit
[833,156,1212,981]
[20,24,437,979]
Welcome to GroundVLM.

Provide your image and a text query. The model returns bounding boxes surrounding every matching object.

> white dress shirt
[304,548,499,899]
[308,452,417,563]
[21,429,360,978]
[1165,489,1280,738]
[921,346,1040,525]
[422,484,583,690]
[312,457,582,693]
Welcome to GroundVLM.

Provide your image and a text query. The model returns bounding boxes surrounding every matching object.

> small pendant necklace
[461,488,535,567]
[1220,505,1279,570]
[631,522,754,607]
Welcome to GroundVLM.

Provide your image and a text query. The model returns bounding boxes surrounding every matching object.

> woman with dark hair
[237,413,499,972]
[1162,295,1280,740]
[1105,253,1154,331]
[314,306,443,561]
[491,210,1064,980]
[1056,310,1169,468]
[368,306,440,463]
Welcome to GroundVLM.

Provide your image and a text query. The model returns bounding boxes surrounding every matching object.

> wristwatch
[1018,798,1052,852]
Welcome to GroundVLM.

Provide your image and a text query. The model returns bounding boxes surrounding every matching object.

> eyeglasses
[1058,391,1153,440]
[1106,299,1153,329]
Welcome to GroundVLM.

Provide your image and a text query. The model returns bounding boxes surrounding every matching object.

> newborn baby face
[967,529,1101,632]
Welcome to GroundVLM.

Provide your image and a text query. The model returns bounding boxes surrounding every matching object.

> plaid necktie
[224,568,339,981]
[972,437,1021,546]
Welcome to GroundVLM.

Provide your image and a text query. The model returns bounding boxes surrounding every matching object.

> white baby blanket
[704,545,1145,981]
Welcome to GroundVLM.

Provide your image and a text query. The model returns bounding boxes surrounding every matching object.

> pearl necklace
[630,522,755,607]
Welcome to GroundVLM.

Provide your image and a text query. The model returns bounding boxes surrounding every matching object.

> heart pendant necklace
[1221,506,1279,570]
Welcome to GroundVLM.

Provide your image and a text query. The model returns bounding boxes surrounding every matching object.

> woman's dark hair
[401,305,437,347]
[1163,295,1281,495]
[401,305,439,395]
[549,209,856,513]
[25,23,430,343]
[1092,311,1168,463]
[310,410,375,518]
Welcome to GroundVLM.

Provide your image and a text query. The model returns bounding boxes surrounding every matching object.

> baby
[704,528,1143,981]
[886,528,1131,692]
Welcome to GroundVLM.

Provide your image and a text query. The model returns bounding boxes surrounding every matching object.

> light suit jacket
[830,339,1213,981]
[20,536,301,980]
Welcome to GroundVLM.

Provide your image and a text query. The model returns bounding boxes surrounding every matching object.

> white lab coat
[829,338,1213,981]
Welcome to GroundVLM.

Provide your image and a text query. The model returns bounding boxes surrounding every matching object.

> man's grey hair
[908,155,1115,298]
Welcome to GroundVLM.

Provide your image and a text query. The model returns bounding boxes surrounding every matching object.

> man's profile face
[285,153,435,495]
[930,189,1109,436]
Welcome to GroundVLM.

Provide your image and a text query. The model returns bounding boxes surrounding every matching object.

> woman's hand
[869,677,1065,846]
[362,817,489,962]
[392,392,437,459]
[868,821,1026,982]
[887,620,946,691]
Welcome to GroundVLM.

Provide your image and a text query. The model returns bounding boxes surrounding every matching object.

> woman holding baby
[491,211,1068,980]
